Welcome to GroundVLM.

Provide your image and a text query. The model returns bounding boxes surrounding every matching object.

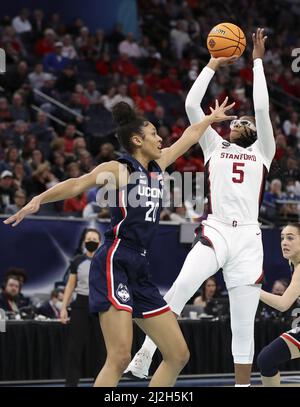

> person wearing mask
[60,228,102,386]
[36,289,64,319]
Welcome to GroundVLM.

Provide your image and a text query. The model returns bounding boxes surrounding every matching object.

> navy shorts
[89,238,170,318]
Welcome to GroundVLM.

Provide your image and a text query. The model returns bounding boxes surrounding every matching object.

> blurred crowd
[0,0,300,224]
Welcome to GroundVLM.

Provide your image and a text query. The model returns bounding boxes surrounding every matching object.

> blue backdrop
[0,217,291,296]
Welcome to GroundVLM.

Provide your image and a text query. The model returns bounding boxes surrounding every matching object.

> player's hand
[252,28,267,60]
[208,97,237,123]
[3,196,41,227]
[208,55,238,71]
[60,307,69,324]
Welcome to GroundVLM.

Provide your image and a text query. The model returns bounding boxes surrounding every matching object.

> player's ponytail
[112,102,147,153]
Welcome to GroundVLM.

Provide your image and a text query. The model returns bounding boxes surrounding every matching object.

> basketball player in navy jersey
[257,223,300,386]
[125,28,276,387]
[4,99,236,386]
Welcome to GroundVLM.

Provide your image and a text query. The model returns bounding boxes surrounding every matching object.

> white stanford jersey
[202,135,268,223]
[185,58,275,224]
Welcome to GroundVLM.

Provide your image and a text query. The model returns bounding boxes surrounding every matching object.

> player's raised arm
[252,28,276,168]
[157,97,236,170]
[3,161,128,227]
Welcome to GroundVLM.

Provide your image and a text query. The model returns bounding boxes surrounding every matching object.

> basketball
[207,22,246,58]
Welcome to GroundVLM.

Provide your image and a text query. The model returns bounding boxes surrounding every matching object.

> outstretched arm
[3,161,128,227]
[157,97,236,170]
[185,56,237,163]
[260,266,300,312]
[252,28,275,169]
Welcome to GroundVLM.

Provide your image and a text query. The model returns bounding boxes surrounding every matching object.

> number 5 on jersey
[232,162,245,183]
[145,201,159,222]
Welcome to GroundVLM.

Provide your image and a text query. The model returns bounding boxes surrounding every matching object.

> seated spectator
[4,61,29,93]
[62,34,78,60]
[133,85,157,114]
[29,111,55,154]
[174,150,204,173]
[110,84,134,109]
[274,131,287,162]
[96,142,118,165]
[51,152,66,181]
[9,92,30,122]
[113,53,139,78]
[0,146,20,172]
[13,162,30,189]
[55,65,77,94]
[107,23,125,53]
[148,105,172,129]
[73,137,87,158]
[63,124,77,153]
[66,162,81,179]
[29,148,45,171]
[282,157,300,182]
[63,192,87,215]
[96,52,113,76]
[3,119,28,149]
[101,86,117,111]
[0,170,15,212]
[192,277,219,308]
[271,279,289,295]
[5,189,27,215]
[0,276,21,313]
[30,9,47,39]
[4,268,31,308]
[170,20,191,59]
[78,150,94,173]
[283,111,300,148]
[159,68,183,95]
[261,179,284,221]
[28,63,53,90]
[43,42,70,74]
[118,32,142,58]
[144,66,162,92]
[84,80,101,105]
[12,8,32,34]
[1,26,26,65]
[36,289,64,319]
[74,84,90,108]
[35,28,56,57]
[75,26,90,56]
[25,163,57,197]
[0,97,12,123]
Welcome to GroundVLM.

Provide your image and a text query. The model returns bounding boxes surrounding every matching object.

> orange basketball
[207,22,246,58]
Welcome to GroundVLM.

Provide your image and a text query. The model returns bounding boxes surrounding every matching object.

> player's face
[141,122,162,160]
[229,118,256,143]
[281,226,300,260]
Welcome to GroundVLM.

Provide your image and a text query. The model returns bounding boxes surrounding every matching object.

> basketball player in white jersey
[125,28,275,387]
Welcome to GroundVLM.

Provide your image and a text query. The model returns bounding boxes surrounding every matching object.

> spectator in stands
[30,9,46,39]
[192,277,219,308]
[113,53,139,78]
[25,163,56,198]
[36,289,64,319]
[63,191,87,216]
[148,105,171,129]
[101,86,117,111]
[174,149,204,173]
[160,68,183,95]
[9,92,30,122]
[3,119,28,149]
[55,65,77,94]
[261,179,284,222]
[63,124,77,153]
[62,34,78,60]
[110,84,134,109]
[75,26,90,53]
[0,276,21,313]
[118,32,142,58]
[78,150,94,174]
[5,188,27,215]
[271,279,289,296]
[0,97,12,123]
[43,42,70,74]
[4,267,30,308]
[84,80,101,105]
[107,23,125,53]
[0,170,15,212]
[12,8,32,34]
[52,152,66,181]
[35,28,56,57]
[72,137,87,158]
[13,162,29,189]
[2,26,26,65]
[96,142,118,165]
[4,61,29,93]
[283,111,300,148]
[0,146,20,172]
[282,157,300,182]
[96,52,113,77]
[30,149,45,171]
[170,20,191,59]
[28,63,52,90]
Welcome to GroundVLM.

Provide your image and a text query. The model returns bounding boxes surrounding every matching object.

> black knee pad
[257,337,291,377]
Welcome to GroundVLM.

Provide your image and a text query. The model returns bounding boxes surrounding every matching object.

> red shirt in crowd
[63,193,87,213]
[35,38,55,56]
[174,156,204,173]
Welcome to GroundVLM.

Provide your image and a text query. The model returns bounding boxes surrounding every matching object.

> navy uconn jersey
[104,155,164,249]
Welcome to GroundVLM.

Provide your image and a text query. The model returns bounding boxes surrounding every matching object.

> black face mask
[85,241,99,253]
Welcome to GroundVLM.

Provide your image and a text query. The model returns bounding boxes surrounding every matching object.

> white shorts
[201,215,264,289]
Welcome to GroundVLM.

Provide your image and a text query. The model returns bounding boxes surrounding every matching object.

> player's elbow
[278,302,289,313]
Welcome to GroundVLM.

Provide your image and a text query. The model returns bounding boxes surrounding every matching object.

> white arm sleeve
[185,66,223,164]
[252,58,275,170]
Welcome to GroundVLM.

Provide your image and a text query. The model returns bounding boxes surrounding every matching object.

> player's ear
[131,134,143,148]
